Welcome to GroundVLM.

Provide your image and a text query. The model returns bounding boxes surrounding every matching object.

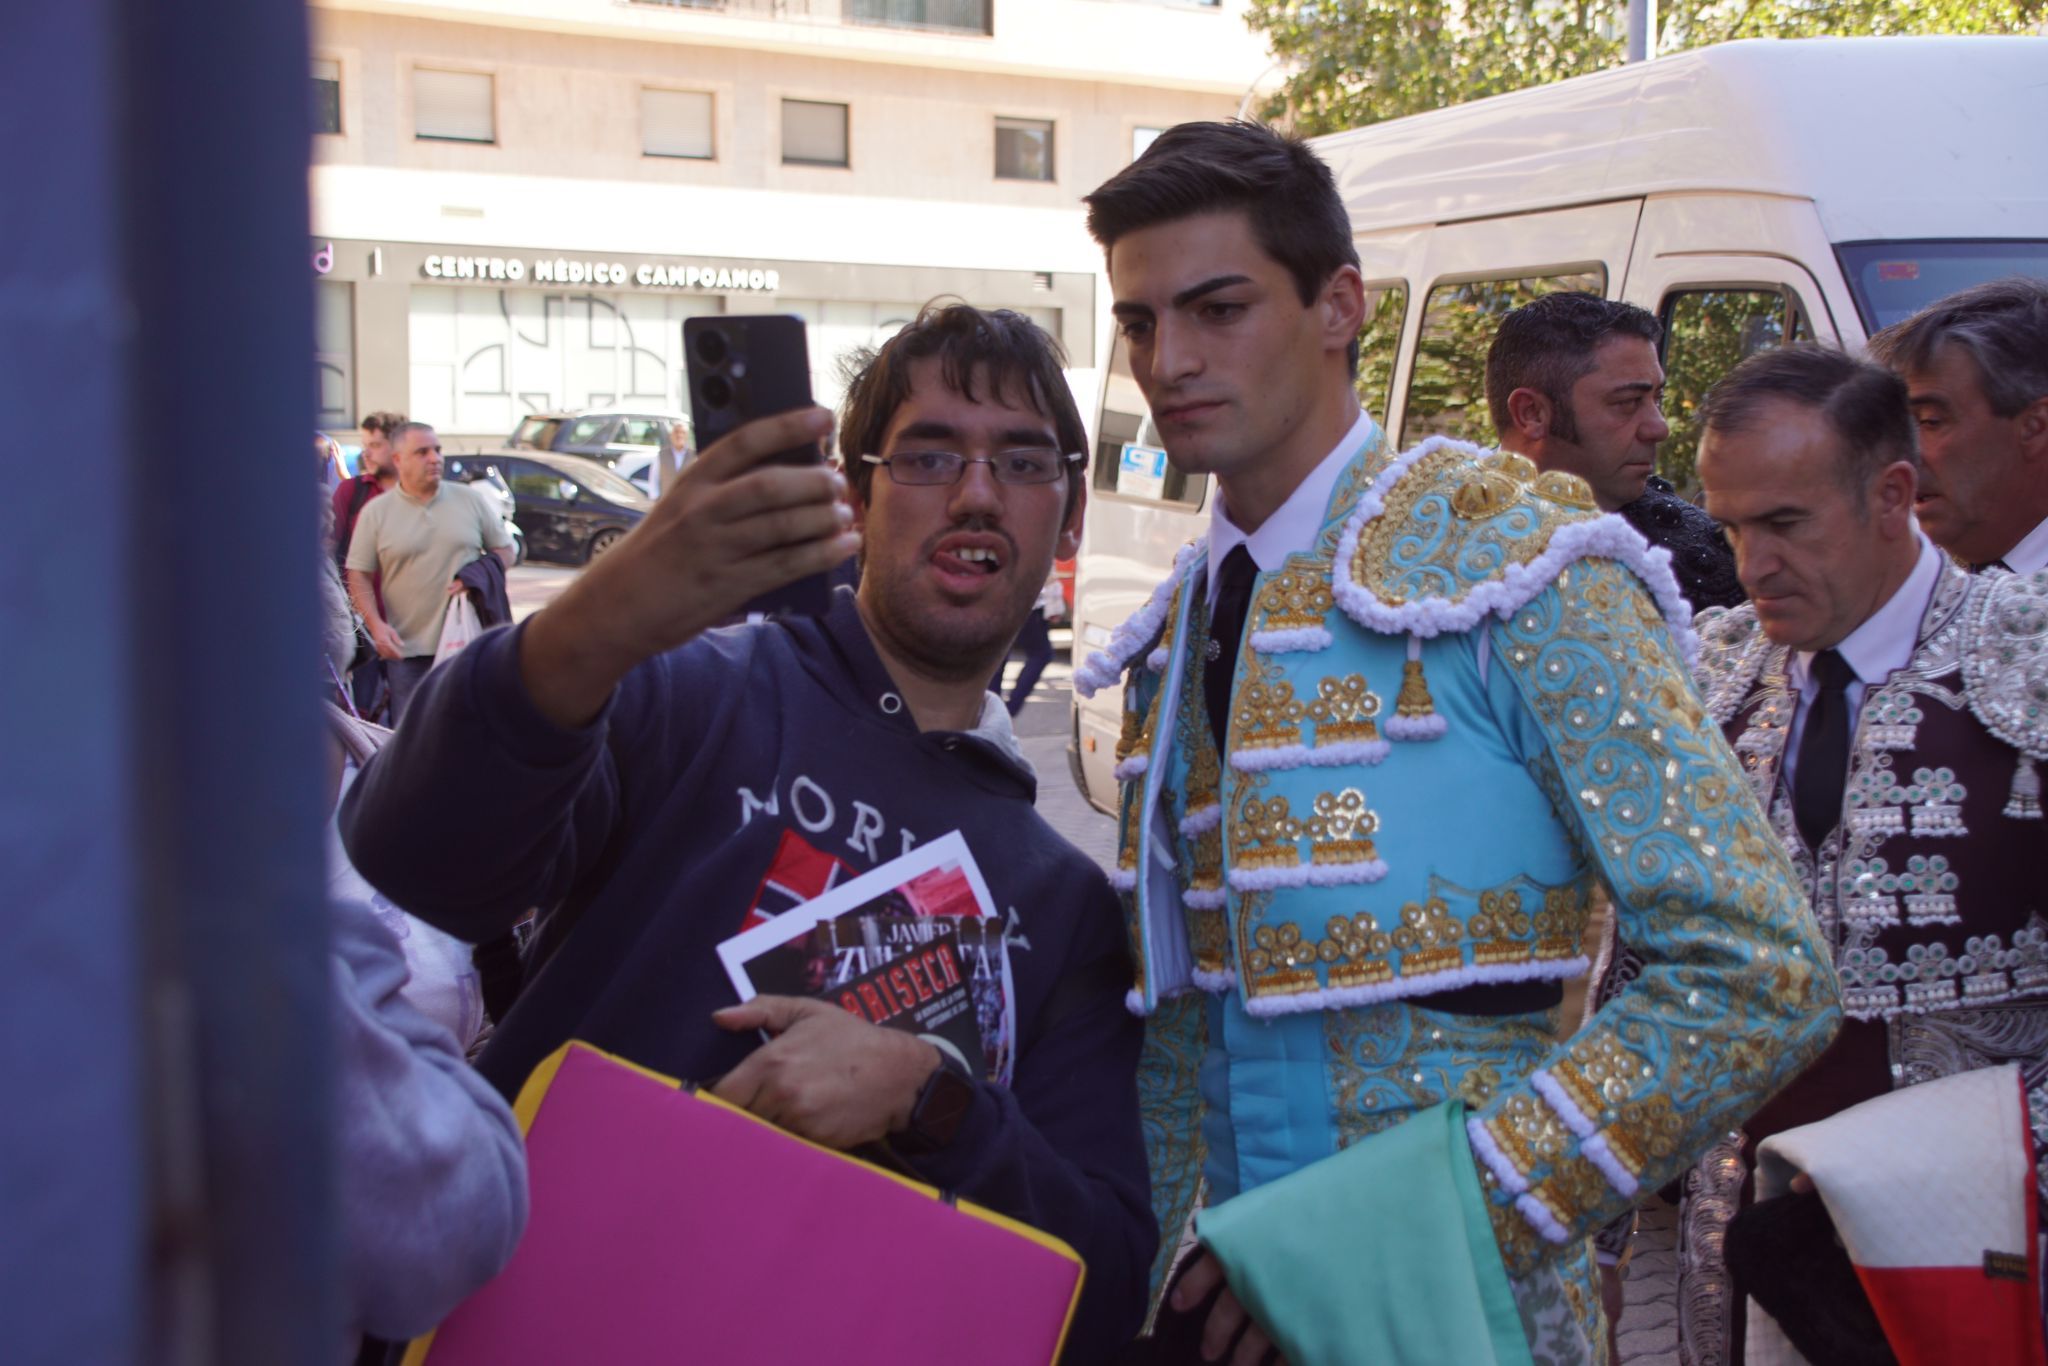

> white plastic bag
[433,592,482,670]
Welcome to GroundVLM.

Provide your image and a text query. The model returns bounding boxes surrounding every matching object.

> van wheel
[587,528,624,562]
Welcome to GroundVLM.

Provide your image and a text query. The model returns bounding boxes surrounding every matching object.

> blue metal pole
[2,0,340,1359]
[0,4,147,1360]
[118,0,340,1357]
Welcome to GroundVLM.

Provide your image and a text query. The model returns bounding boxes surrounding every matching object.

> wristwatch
[893,1051,976,1158]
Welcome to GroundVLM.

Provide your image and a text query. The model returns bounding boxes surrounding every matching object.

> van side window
[1658,288,1813,493]
[1092,332,1205,508]
[1401,269,1605,446]
[1355,282,1408,429]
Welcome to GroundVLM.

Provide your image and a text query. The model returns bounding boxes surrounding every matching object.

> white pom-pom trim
[1145,647,1169,672]
[1112,753,1150,782]
[1384,714,1448,741]
[1182,886,1227,910]
[1328,436,1700,666]
[1227,858,1388,891]
[1193,968,1236,993]
[1109,867,1138,891]
[1531,1068,1597,1139]
[1178,804,1223,838]
[1582,1133,1640,1200]
[1228,739,1390,772]
[1239,955,1590,1019]
[1466,1115,1530,1194]
[1248,626,1334,654]
[1515,1193,1573,1244]
[1074,542,1202,698]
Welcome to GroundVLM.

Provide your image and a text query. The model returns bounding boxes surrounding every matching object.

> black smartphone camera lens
[699,374,734,409]
[693,328,730,368]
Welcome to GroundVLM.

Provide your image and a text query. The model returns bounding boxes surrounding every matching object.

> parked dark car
[509,407,692,496]
[482,449,651,565]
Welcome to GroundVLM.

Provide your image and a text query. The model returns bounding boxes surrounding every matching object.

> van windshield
[1836,241,2048,333]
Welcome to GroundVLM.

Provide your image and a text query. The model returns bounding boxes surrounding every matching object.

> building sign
[421,253,781,292]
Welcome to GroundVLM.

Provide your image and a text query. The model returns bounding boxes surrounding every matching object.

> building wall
[311,10,1252,204]
[306,0,1271,441]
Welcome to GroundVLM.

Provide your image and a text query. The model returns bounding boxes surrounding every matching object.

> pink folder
[403,1041,1085,1365]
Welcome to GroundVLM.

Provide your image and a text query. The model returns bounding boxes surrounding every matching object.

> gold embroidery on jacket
[1307,674,1384,748]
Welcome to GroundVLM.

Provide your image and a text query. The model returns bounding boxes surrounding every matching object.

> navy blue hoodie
[341,589,1154,1361]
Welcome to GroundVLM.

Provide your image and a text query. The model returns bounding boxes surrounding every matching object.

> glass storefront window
[408,285,720,438]
[314,279,353,430]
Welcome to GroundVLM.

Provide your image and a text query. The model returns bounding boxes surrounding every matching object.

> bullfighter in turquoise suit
[1078,422,1843,1362]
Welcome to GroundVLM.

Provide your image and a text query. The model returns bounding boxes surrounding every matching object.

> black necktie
[1205,546,1258,755]
[1793,649,1856,851]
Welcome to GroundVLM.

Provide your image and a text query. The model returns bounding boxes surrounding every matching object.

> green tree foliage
[1249,0,2044,137]
[1658,289,1810,490]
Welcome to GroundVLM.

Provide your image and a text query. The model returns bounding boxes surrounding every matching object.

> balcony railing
[629,0,993,35]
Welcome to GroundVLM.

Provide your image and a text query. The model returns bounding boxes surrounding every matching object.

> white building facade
[307,0,1273,445]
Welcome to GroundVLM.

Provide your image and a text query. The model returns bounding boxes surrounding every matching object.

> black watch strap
[894,1052,976,1157]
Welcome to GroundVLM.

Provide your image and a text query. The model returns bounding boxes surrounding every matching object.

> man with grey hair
[345,420,514,722]
[1683,342,2048,1362]
[1867,276,2048,573]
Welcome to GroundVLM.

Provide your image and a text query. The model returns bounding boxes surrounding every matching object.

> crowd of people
[316,119,2048,1365]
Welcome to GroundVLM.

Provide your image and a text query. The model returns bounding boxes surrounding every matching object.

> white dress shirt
[1997,515,2048,576]
[1206,410,1377,607]
[1781,534,1943,789]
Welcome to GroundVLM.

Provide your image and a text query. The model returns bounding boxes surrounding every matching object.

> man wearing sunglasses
[342,303,1152,1361]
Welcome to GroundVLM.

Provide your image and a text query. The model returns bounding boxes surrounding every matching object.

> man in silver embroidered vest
[1080,120,1839,1366]
[1686,343,2048,1363]
[1866,277,2048,576]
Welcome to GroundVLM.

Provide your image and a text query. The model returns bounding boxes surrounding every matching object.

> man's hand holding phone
[518,405,859,729]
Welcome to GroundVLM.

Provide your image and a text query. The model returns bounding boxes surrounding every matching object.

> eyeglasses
[861,449,1082,487]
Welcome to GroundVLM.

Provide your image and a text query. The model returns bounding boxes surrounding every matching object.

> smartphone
[684,314,833,617]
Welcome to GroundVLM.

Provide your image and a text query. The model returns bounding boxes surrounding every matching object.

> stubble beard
[861,559,1041,687]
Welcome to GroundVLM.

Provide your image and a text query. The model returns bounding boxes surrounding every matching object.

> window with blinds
[781,99,848,167]
[642,89,714,160]
[414,68,494,144]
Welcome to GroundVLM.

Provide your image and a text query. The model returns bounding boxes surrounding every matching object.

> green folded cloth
[1196,1100,1531,1365]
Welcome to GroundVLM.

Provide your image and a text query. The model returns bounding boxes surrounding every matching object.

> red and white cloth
[1749,1063,2047,1366]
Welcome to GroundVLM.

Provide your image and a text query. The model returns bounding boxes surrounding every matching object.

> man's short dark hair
[1700,344,1918,495]
[361,410,408,437]
[839,301,1088,521]
[1485,293,1662,440]
[1083,121,1362,374]
[1866,276,2048,418]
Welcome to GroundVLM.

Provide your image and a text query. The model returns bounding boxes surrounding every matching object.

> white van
[1068,35,2048,811]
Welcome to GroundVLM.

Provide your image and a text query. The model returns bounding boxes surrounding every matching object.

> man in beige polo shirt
[345,421,514,723]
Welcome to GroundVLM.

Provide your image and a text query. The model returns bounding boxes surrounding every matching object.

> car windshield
[512,416,562,449]
[1835,240,2048,333]
[563,416,612,445]
[563,461,650,505]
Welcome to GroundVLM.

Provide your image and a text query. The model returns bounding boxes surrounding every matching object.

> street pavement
[508,562,580,621]
[520,567,1684,1362]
